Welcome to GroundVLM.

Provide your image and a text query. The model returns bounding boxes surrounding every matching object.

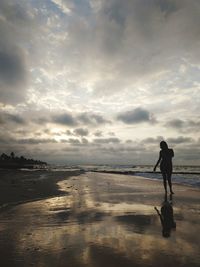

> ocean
[46,164,200,189]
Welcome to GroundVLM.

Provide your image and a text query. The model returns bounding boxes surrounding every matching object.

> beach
[0,170,200,267]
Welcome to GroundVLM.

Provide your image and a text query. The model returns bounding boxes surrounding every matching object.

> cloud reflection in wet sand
[0,173,200,267]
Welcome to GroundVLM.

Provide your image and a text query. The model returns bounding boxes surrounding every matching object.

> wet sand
[0,169,83,209]
[0,171,200,267]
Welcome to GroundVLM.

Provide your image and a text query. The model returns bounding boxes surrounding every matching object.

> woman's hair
[160,141,168,150]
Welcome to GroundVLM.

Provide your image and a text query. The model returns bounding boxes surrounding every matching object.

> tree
[10,152,15,159]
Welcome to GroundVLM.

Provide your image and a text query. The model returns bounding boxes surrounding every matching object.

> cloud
[0,134,58,145]
[142,136,164,144]
[65,138,81,145]
[58,0,200,98]
[117,107,155,124]
[73,128,89,136]
[18,138,58,144]
[165,119,185,129]
[50,112,110,127]
[66,130,73,136]
[82,137,89,144]
[0,0,199,165]
[0,112,26,125]
[52,113,77,126]
[0,135,12,144]
[165,118,200,132]
[94,130,103,137]
[167,136,193,144]
[0,0,34,104]
[0,49,28,104]
[141,135,194,147]
[93,138,121,144]
[77,112,110,126]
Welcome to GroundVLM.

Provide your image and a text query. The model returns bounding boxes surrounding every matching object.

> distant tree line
[0,152,47,167]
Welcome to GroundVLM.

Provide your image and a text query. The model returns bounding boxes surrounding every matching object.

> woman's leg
[167,171,174,194]
[162,172,167,193]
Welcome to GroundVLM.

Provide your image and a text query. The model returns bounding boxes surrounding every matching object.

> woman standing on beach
[154,141,174,194]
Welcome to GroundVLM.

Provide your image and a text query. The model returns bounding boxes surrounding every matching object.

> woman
[154,141,174,194]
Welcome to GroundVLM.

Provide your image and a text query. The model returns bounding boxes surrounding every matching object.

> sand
[0,170,199,267]
[0,169,83,208]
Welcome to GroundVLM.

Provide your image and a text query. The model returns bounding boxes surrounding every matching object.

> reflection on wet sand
[0,172,200,267]
[155,194,176,238]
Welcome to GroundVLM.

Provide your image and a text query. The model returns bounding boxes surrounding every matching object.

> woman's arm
[153,151,161,171]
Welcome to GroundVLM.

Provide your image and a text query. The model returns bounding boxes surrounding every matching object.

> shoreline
[91,170,200,189]
[0,169,199,211]
[0,169,84,210]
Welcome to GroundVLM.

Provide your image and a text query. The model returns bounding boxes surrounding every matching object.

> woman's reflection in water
[155,194,176,238]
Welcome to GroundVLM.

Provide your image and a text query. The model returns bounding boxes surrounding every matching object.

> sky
[0,0,200,165]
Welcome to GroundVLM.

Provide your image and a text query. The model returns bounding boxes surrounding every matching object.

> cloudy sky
[0,0,200,165]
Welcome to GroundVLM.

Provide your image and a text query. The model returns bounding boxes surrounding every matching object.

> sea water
[47,164,200,188]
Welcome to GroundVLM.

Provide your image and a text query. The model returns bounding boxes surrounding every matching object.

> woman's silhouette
[154,141,174,194]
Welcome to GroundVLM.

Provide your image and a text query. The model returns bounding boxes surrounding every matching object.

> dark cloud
[66,130,73,136]
[0,49,27,104]
[0,110,110,130]
[0,50,25,86]
[18,138,57,145]
[93,138,121,144]
[173,140,200,162]
[61,138,89,147]
[165,119,184,129]
[0,0,31,24]
[0,132,58,145]
[33,117,50,125]
[0,0,32,104]
[81,137,89,144]
[0,112,26,125]
[73,128,89,136]
[167,136,193,144]
[0,135,12,144]
[63,138,81,145]
[187,120,200,130]
[141,135,194,147]
[156,0,178,16]
[52,113,77,126]
[94,130,103,137]
[78,113,110,126]
[51,112,110,127]
[117,108,155,124]
[165,118,200,132]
